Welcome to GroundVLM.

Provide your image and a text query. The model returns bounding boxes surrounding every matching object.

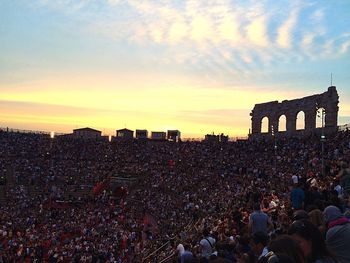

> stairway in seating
[0,186,6,204]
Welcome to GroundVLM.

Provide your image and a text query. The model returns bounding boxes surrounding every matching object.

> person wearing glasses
[288,219,338,263]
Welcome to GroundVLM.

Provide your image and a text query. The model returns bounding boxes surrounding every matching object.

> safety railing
[142,240,171,262]
[158,252,176,263]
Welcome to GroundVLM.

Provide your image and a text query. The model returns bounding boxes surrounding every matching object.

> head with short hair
[253,203,261,211]
[252,231,269,247]
[250,231,269,257]
[203,228,210,237]
[183,243,191,251]
[292,210,309,221]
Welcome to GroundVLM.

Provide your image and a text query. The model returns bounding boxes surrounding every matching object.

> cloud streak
[33,0,350,79]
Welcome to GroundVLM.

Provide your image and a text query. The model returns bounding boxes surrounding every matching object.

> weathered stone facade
[249,86,339,139]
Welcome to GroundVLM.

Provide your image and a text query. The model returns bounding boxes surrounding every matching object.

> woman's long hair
[268,235,306,263]
[288,219,338,262]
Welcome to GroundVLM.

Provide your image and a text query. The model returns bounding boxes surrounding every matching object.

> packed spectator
[0,128,350,262]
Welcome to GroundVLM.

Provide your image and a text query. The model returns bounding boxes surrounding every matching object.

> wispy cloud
[310,9,324,22]
[246,16,270,47]
[20,0,350,82]
[277,6,299,48]
[37,0,92,13]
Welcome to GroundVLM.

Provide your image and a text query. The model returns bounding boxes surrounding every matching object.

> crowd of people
[0,128,350,262]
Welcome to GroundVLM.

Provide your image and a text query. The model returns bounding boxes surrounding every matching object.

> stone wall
[249,86,339,139]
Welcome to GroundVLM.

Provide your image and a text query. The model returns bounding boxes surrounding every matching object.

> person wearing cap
[324,205,350,263]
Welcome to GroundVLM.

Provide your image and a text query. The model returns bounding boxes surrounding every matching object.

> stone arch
[316,107,326,128]
[278,115,287,132]
[296,111,305,130]
[261,116,269,133]
[250,86,339,139]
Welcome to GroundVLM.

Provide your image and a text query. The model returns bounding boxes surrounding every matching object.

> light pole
[316,106,326,177]
[321,109,326,177]
[271,125,277,175]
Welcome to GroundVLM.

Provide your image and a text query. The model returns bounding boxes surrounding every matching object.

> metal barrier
[142,240,171,262]
[158,252,176,263]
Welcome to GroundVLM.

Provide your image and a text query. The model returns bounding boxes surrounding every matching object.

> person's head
[341,161,348,169]
[308,209,324,228]
[292,210,309,221]
[203,228,210,237]
[323,205,343,225]
[262,198,269,206]
[235,251,255,263]
[263,252,297,263]
[184,243,191,251]
[253,203,261,211]
[250,231,269,256]
[288,219,332,261]
[268,235,306,263]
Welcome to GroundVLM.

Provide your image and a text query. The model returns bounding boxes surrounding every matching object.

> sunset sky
[1,0,350,138]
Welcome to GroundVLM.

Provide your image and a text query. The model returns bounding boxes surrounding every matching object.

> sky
[1,0,350,138]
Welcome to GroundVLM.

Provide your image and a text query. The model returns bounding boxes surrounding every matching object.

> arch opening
[316,107,326,128]
[296,111,305,130]
[261,116,269,133]
[278,115,287,132]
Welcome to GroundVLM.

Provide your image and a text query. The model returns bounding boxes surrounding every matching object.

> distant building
[205,134,219,142]
[167,130,181,142]
[136,129,148,139]
[204,133,228,143]
[151,131,166,140]
[219,133,229,143]
[73,127,102,139]
[116,128,134,139]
